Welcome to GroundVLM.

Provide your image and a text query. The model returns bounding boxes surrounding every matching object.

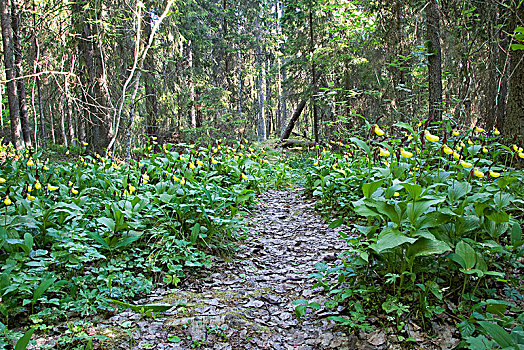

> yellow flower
[35,181,42,190]
[453,130,459,136]
[494,129,500,136]
[0,177,5,184]
[489,170,501,178]
[212,148,218,153]
[240,145,245,149]
[47,184,59,191]
[513,145,518,152]
[173,175,180,182]
[180,178,186,185]
[196,160,204,166]
[27,159,35,167]
[129,185,136,193]
[519,152,524,159]
[417,122,422,127]
[393,192,400,197]
[453,151,461,160]
[211,158,218,164]
[443,145,453,155]
[263,159,268,163]
[467,139,473,145]
[27,185,32,192]
[82,141,88,146]
[374,125,385,136]
[68,181,73,187]
[241,174,248,180]
[424,130,439,142]
[152,136,157,141]
[314,161,319,166]
[475,126,484,133]
[473,168,484,178]
[460,141,465,148]
[66,150,70,155]
[27,194,36,201]
[400,148,413,159]
[482,147,488,154]
[71,188,79,195]
[457,146,462,151]
[189,162,196,170]
[460,160,473,169]
[244,139,249,144]
[142,173,150,181]
[379,148,390,157]
[43,166,50,171]
[189,144,195,149]
[4,197,12,206]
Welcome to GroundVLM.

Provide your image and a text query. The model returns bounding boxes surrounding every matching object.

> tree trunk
[144,9,158,138]
[280,99,307,141]
[188,40,197,128]
[503,1,524,143]
[64,76,76,145]
[426,0,443,122]
[256,17,266,141]
[0,0,23,149]
[309,7,319,142]
[11,0,31,147]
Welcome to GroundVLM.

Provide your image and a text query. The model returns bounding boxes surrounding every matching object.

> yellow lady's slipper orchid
[494,129,500,136]
[513,145,518,152]
[43,166,49,171]
[489,170,501,178]
[457,146,462,151]
[129,185,136,192]
[196,160,204,166]
[180,178,186,185]
[460,141,466,148]
[27,159,35,167]
[314,161,319,166]
[71,188,79,195]
[189,144,195,149]
[475,126,484,133]
[212,148,218,153]
[467,139,473,145]
[460,160,473,169]
[27,194,36,201]
[443,145,453,155]
[0,177,5,184]
[374,125,385,136]
[400,148,413,159]
[244,139,249,144]
[482,147,488,154]
[47,184,59,191]
[142,174,150,181]
[241,174,248,180]
[68,181,73,187]
[240,145,245,149]
[473,168,484,178]
[519,152,524,159]
[82,141,88,146]
[189,162,196,170]
[211,158,218,164]
[4,197,12,206]
[453,130,459,136]
[393,192,400,197]
[35,181,42,190]
[424,130,439,142]
[379,148,390,157]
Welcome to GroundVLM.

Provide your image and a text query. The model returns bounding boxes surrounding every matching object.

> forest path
[93,189,355,349]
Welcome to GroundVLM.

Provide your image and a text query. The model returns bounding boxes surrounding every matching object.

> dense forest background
[1,0,523,153]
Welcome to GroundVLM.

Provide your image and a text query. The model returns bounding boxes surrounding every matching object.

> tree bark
[280,99,307,141]
[188,40,197,128]
[309,7,319,142]
[426,0,443,122]
[144,8,158,138]
[0,0,23,149]
[503,1,524,143]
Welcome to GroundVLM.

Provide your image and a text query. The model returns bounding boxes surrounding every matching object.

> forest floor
[31,189,460,349]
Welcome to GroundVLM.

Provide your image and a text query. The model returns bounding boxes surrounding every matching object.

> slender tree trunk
[64,77,76,145]
[0,0,23,149]
[188,40,197,128]
[426,0,443,122]
[60,95,68,147]
[144,9,158,138]
[280,99,307,141]
[256,17,266,141]
[49,102,56,144]
[309,7,319,142]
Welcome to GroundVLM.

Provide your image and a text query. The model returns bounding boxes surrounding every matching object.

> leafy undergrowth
[299,122,524,349]
[0,139,292,348]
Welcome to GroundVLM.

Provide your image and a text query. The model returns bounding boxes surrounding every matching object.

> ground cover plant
[299,121,524,348]
[0,139,291,348]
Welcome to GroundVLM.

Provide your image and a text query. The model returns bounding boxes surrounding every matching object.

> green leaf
[294,304,307,319]
[511,222,522,246]
[349,137,370,156]
[455,241,477,270]
[14,328,35,350]
[362,180,383,199]
[113,235,140,249]
[109,299,173,314]
[402,183,422,201]
[407,236,451,258]
[486,210,509,224]
[23,233,33,255]
[371,230,417,254]
[97,217,116,232]
[33,276,56,305]
[478,321,516,349]
[88,231,110,249]
[328,218,344,229]
[190,223,201,244]
[447,181,471,202]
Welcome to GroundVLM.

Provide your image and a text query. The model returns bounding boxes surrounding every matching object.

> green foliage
[301,122,524,344]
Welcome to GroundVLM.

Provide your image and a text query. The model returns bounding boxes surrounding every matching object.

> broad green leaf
[97,217,116,232]
[372,230,417,254]
[114,235,141,249]
[478,321,516,349]
[511,222,522,246]
[486,210,509,224]
[328,218,344,229]
[33,276,56,305]
[402,183,422,201]
[407,236,451,258]
[362,180,383,199]
[109,299,173,313]
[455,241,477,270]
[88,231,110,249]
[14,328,35,350]
[23,233,33,254]
[349,137,370,156]
[447,181,471,203]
